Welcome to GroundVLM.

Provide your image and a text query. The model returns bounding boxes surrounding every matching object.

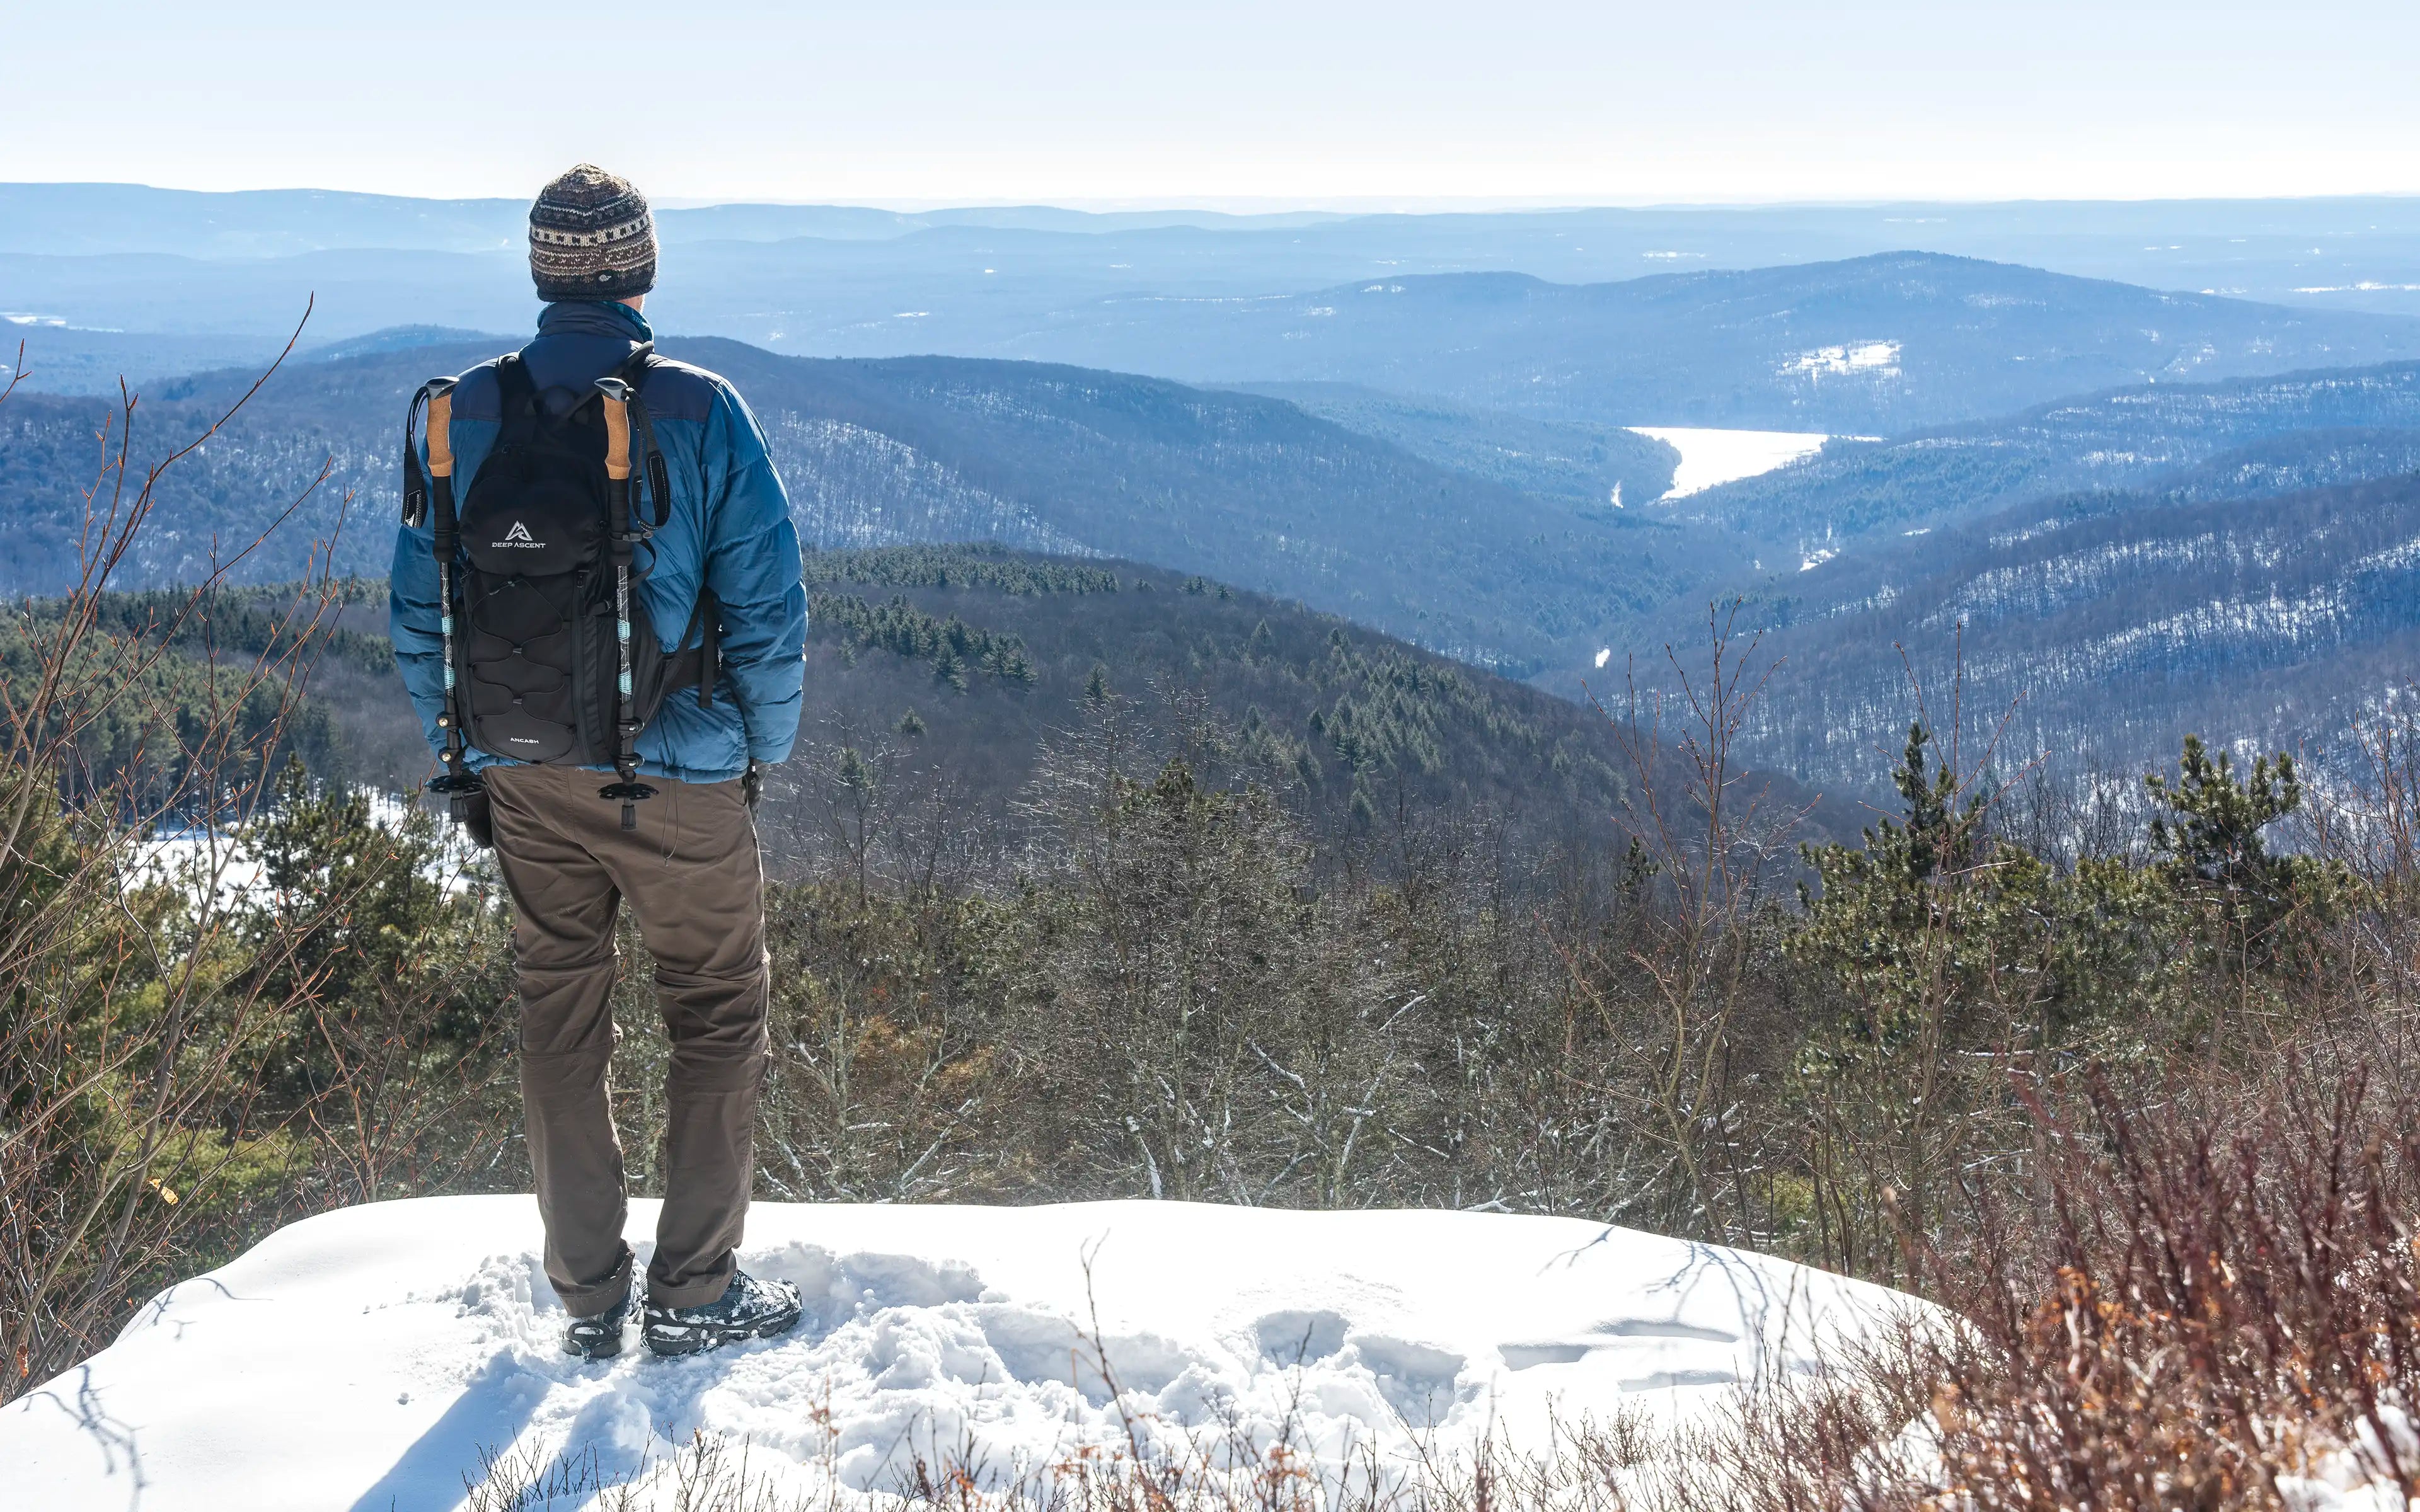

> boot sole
[643,1308,801,1358]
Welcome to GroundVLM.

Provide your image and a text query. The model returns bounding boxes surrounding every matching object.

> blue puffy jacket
[389,301,806,785]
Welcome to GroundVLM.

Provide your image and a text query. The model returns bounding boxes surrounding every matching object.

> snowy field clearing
[1628,426,1829,498]
[126,791,475,906]
[1,1196,1923,1511]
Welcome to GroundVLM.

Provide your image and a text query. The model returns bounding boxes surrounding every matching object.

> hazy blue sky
[14,1,2419,205]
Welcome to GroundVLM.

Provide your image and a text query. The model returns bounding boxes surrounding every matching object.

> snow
[1780,341,1901,379]
[1,1196,1920,1511]
[1628,426,1830,498]
[2279,1412,2420,1511]
[127,828,269,903]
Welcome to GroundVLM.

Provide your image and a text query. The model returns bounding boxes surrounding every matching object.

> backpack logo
[494,520,543,549]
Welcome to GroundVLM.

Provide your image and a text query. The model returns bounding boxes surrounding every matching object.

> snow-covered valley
[0,1196,1922,1511]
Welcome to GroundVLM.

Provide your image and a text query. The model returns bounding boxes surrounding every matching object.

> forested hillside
[778,543,1737,856]
[1665,470,2420,794]
[216,546,1809,856]
[1680,358,2420,553]
[1233,382,1680,509]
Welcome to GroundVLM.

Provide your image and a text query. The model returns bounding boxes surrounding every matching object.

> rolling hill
[0,334,1745,679]
[779,543,1674,852]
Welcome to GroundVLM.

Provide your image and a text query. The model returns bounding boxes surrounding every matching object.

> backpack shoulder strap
[490,353,540,444]
[401,385,430,526]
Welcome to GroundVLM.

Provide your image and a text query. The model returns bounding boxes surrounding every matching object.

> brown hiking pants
[485,764,771,1318]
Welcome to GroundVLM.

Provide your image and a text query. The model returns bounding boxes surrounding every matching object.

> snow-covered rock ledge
[1,1196,1923,1510]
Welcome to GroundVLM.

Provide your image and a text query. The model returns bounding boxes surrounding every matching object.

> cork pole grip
[601,394,632,481]
[425,391,455,478]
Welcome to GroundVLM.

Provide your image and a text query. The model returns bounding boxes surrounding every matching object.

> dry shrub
[1662,1063,2420,1511]
[1905,1069,2420,1508]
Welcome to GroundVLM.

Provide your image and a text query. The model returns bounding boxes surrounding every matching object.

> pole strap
[614,346,671,529]
[594,376,655,829]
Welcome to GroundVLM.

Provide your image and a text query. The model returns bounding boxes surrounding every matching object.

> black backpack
[404,345,719,832]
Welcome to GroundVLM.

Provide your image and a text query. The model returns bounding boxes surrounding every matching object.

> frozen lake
[1630,426,1829,498]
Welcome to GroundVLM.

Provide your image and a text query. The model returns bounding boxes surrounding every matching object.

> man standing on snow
[391,164,807,1359]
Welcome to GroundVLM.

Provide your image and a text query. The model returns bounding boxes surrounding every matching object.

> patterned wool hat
[528,164,657,302]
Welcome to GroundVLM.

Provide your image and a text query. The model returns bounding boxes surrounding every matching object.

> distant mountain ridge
[1008,255,2420,433]
[15,228,2420,441]
[0,183,1352,258]
[20,183,2420,321]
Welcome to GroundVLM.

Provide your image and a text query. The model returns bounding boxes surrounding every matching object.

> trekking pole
[594,377,655,830]
[418,375,484,822]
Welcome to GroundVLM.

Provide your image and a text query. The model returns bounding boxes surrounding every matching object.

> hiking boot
[563,1290,635,1360]
[643,1270,802,1357]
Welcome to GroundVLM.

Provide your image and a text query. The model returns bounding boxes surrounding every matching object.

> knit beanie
[527,164,657,302]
